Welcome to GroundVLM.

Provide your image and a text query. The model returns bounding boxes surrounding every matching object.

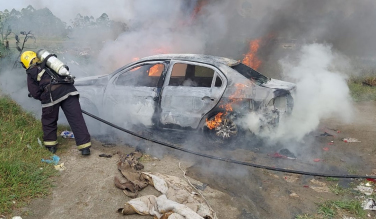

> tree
[96,13,109,27]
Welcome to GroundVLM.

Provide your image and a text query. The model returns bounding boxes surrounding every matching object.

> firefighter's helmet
[20,51,39,69]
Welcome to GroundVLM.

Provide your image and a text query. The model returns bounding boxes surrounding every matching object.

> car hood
[261,78,296,91]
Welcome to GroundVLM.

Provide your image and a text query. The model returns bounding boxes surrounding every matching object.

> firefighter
[20,50,91,155]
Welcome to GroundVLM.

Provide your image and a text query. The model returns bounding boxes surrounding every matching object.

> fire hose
[81,110,376,180]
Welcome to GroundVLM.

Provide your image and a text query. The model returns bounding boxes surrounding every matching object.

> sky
[0,0,133,23]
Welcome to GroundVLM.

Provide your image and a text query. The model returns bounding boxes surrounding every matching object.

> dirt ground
[11,101,376,219]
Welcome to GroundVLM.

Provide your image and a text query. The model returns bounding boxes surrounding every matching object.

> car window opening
[116,63,165,87]
[231,63,269,85]
[215,76,222,87]
[169,63,214,87]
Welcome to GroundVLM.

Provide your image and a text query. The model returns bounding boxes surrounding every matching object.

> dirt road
[12,101,376,219]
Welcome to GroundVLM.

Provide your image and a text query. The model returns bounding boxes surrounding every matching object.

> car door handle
[202,96,214,101]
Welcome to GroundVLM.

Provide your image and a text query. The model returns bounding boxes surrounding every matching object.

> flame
[206,112,224,130]
[242,38,262,70]
[206,84,247,129]
[148,64,164,76]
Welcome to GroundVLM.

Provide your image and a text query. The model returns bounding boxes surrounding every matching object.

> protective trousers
[42,95,91,149]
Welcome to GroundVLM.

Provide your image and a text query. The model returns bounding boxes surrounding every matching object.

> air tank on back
[36,49,70,76]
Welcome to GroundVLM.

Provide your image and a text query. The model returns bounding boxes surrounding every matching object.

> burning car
[75,54,296,143]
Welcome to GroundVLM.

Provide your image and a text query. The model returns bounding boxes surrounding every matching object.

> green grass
[325,177,339,182]
[329,184,351,196]
[295,214,316,219]
[318,200,365,218]
[348,82,376,101]
[0,96,60,214]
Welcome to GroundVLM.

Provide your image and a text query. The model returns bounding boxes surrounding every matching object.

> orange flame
[206,112,223,130]
[242,39,262,70]
[148,64,164,76]
[206,84,247,129]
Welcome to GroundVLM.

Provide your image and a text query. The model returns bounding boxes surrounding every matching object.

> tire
[203,112,241,145]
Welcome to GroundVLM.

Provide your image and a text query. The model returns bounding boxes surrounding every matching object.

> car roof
[139,54,240,67]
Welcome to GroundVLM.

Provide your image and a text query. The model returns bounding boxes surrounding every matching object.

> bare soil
[11,101,376,219]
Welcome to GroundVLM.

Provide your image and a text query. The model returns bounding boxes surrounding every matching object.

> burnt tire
[203,113,242,146]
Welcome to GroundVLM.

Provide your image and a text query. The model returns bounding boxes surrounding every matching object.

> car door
[103,61,167,128]
[159,61,226,129]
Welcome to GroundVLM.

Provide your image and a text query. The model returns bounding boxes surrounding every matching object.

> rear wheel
[203,113,240,145]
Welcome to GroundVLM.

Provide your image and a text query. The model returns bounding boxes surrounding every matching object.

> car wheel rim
[214,118,238,139]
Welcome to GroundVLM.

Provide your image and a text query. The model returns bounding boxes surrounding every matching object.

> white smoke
[97,1,210,72]
[274,43,353,141]
[0,67,41,117]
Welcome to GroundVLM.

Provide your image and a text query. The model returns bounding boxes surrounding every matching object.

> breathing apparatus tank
[36,49,71,76]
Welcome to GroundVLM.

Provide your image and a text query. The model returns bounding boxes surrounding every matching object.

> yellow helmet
[20,51,39,69]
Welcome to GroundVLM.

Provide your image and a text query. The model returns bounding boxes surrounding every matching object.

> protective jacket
[26,64,79,107]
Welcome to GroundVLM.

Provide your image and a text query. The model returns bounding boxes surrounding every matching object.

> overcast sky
[0,0,133,23]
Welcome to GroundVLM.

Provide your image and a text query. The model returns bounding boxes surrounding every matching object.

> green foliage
[0,96,56,214]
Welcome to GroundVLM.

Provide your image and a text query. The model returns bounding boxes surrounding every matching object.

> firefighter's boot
[80,147,90,156]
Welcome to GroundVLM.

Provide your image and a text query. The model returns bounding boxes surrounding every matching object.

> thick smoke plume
[274,44,352,141]
[277,44,353,140]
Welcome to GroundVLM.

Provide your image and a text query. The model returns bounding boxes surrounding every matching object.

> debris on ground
[313,158,321,162]
[192,183,208,191]
[114,151,146,197]
[41,155,60,165]
[284,174,299,183]
[310,179,330,193]
[99,154,112,158]
[327,128,341,133]
[354,183,374,195]
[342,138,361,143]
[54,163,66,171]
[269,149,296,160]
[115,150,217,219]
[102,143,116,147]
[117,173,217,219]
[60,130,74,138]
[362,199,376,210]
[323,147,329,151]
[37,138,43,147]
[270,152,287,159]
[289,192,299,198]
[279,149,297,159]
[317,132,334,137]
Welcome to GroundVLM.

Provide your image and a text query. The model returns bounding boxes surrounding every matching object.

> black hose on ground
[82,110,376,179]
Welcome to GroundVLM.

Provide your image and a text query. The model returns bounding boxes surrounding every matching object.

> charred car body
[75,54,296,143]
